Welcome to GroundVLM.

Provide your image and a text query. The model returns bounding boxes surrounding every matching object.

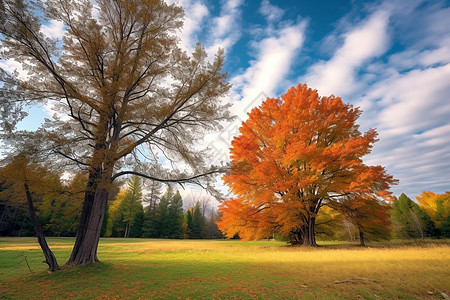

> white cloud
[302,10,390,97]
[259,0,284,24]
[360,62,450,198]
[230,23,306,120]
[202,21,307,168]
[41,20,65,39]
[178,0,210,52]
[206,0,243,55]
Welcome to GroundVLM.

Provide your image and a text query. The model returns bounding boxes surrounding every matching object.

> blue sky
[3,0,450,201]
[178,0,450,199]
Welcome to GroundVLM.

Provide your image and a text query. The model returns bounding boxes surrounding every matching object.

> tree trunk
[24,182,60,272]
[300,216,318,246]
[66,169,109,266]
[359,229,365,247]
[290,216,318,246]
[124,223,130,238]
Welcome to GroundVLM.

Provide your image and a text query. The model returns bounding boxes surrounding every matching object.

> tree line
[1,168,448,243]
[0,172,222,240]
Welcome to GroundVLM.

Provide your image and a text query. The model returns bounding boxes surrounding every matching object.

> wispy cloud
[231,22,306,120]
[349,1,450,197]
[259,0,284,24]
[302,10,390,98]
[178,0,210,52]
[206,0,243,55]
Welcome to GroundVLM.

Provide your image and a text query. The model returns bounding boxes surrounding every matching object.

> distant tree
[122,176,144,238]
[218,84,397,245]
[313,206,346,241]
[105,189,126,237]
[336,197,392,246]
[416,191,450,236]
[203,207,223,239]
[166,190,184,238]
[392,193,436,239]
[1,0,231,266]
[105,176,144,237]
[128,209,144,238]
[141,180,162,238]
[38,173,86,237]
[184,209,193,238]
[157,187,172,238]
[190,202,204,239]
[142,206,158,238]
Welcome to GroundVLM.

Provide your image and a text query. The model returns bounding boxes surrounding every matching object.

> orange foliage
[217,84,397,243]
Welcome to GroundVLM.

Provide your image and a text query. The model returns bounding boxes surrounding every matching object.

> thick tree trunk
[66,169,109,266]
[300,216,318,246]
[24,183,60,272]
[290,216,318,246]
[66,187,108,265]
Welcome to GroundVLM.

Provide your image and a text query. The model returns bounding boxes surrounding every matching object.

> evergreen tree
[105,176,144,238]
[184,209,193,238]
[122,176,144,238]
[167,190,184,238]
[128,209,144,238]
[392,193,436,239]
[157,187,172,238]
[141,180,162,238]
[142,207,159,238]
[190,202,204,239]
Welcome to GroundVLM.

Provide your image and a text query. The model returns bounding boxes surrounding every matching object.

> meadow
[0,238,449,299]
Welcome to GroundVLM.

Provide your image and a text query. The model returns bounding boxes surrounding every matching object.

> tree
[391,193,436,239]
[1,0,231,265]
[336,197,391,246]
[121,176,143,238]
[142,179,162,238]
[416,191,450,236]
[105,176,144,237]
[190,202,205,239]
[0,156,60,271]
[156,187,172,238]
[184,209,193,238]
[217,84,397,245]
[166,190,184,238]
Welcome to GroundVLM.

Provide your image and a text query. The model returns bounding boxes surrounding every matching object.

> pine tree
[190,202,204,239]
[167,190,184,239]
[157,187,172,238]
[184,209,193,238]
[122,176,144,238]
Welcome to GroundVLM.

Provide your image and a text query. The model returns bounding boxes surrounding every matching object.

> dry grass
[1,237,449,299]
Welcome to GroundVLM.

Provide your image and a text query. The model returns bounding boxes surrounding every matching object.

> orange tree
[217,84,397,245]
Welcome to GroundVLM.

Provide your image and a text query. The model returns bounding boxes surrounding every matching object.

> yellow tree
[0,155,60,271]
[416,191,450,229]
[218,84,397,245]
[1,0,231,265]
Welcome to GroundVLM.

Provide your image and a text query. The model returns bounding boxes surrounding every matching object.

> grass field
[0,238,449,299]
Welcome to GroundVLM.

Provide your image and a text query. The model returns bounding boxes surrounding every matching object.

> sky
[3,0,450,202]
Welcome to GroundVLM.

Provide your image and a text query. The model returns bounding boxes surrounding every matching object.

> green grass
[1,238,449,299]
